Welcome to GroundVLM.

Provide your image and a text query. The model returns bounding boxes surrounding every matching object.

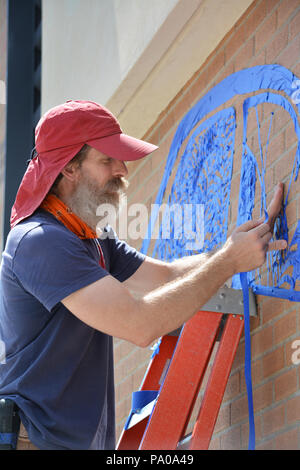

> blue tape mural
[141,64,300,302]
[232,91,300,301]
[138,64,300,450]
[152,107,236,261]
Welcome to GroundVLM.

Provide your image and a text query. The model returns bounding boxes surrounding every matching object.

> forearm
[167,251,216,282]
[139,247,234,345]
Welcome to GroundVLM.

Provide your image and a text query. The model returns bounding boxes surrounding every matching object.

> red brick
[214,403,231,433]
[285,120,298,151]
[274,368,298,401]
[231,394,248,424]
[188,70,210,107]
[274,147,298,185]
[244,0,268,35]
[208,436,221,450]
[274,309,297,343]
[223,371,240,402]
[275,427,299,449]
[273,103,293,134]
[261,297,289,324]
[251,324,273,358]
[277,33,300,69]
[225,23,247,61]
[277,0,300,28]
[267,130,286,165]
[262,345,285,378]
[286,197,298,225]
[246,105,264,137]
[217,60,235,84]
[205,50,225,87]
[114,339,136,365]
[234,37,255,70]
[266,24,289,62]
[220,425,241,450]
[159,111,176,142]
[253,380,273,412]
[266,0,281,15]
[286,395,300,424]
[290,8,300,40]
[256,437,275,449]
[172,93,192,128]
[263,403,285,436]
[255,11,277,54]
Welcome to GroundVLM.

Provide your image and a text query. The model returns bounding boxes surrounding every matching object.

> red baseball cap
[10,100,158,228]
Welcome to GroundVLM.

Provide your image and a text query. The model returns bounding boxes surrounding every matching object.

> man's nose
[112,159,128,177]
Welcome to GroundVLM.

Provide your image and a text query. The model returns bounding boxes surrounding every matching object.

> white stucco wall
[41,0,253,136]
[41,0,179,112]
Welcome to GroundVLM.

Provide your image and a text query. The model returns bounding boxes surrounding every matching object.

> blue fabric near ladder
[124,390,158,431]
[0,432,18,447]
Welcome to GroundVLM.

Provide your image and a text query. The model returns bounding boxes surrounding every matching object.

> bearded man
[0,100,286,450]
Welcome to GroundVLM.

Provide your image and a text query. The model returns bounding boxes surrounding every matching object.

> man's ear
[60,162,80,183]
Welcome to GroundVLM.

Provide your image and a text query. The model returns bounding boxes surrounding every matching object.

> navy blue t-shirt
[0,209,145,450]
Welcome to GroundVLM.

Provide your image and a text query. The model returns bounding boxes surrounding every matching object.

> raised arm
[62,219,287,348]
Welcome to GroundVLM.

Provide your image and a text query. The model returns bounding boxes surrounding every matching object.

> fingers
[267,239,288,252]
[260,230,287,252]
[261,231,273,245]
[252,222,270,236]
[266,182,284,220]
[235,218,264,233]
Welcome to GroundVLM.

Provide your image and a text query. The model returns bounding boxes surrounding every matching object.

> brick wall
[114,0,300,449]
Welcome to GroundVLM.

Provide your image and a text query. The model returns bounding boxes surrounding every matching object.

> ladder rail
[139,311,223,450]
[189,314,244,449]
[116,335,178,450]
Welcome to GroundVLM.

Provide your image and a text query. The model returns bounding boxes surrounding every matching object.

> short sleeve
[13,224,109,311]
[101,226,146,282]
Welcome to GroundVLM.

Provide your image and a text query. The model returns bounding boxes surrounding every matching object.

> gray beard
[66,175,128,233]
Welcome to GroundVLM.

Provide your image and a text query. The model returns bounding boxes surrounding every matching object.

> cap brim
[87,132,158,161]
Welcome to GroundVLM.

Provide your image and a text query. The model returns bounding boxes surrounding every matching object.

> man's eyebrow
[99,155,113,161]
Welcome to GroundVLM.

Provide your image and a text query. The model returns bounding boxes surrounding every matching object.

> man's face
[67,147,129,230]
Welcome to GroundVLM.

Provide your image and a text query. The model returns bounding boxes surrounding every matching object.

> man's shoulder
[6,209,75,254]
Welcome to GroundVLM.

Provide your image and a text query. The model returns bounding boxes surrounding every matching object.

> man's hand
[258,182,284,234]
[223,218,287,275]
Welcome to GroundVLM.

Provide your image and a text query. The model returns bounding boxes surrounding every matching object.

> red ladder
[117,309,244,450]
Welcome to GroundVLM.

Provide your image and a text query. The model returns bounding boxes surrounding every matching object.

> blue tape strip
[151,338,162,358]
[239,272,255,450]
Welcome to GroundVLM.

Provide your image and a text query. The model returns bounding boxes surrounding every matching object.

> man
[0,100,287,450]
